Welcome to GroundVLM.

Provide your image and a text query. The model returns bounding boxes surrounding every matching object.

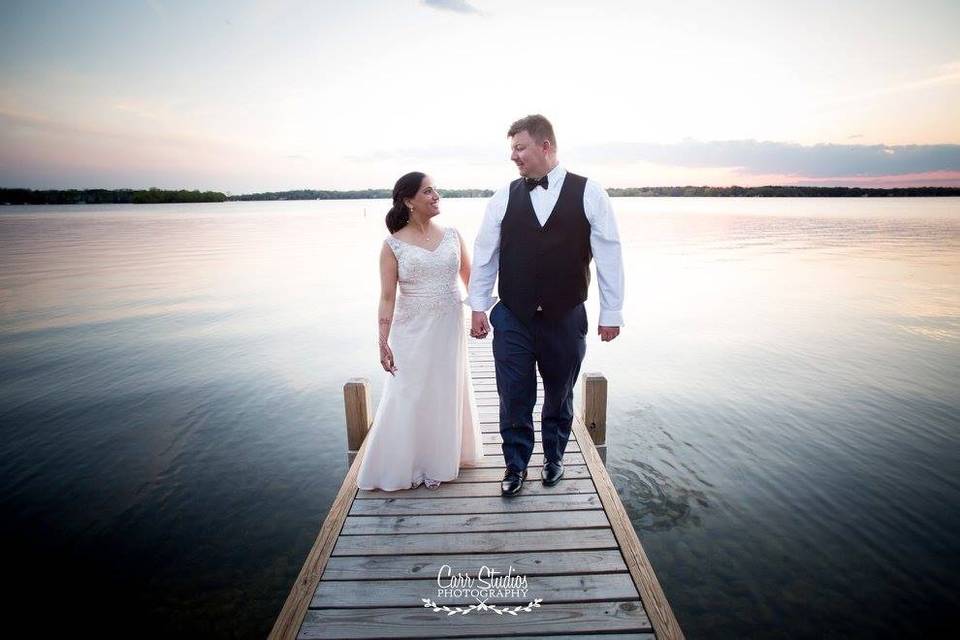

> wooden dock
[270,324,683,639]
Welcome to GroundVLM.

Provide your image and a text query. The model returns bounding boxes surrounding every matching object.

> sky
[1,0,959,193]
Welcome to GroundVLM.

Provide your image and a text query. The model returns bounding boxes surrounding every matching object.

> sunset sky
[1,0,959,193]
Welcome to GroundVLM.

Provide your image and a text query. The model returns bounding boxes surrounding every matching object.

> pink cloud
[782,171,960,188]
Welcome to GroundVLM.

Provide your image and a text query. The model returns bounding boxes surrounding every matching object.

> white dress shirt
[468,164,625,327]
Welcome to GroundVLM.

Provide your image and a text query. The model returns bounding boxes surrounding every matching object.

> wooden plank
[571,415,685,640]
[445,464,590,484]
[349,492,602,516]
[340,510,610,535]
[357,477,596,499]
[484,432,556,443]
[479,422,550,431]
[481,422,549,433]
[320,549,631,581]
[471,371,539,377]
[443,464,591,483]
[311,573,639,608]
[480,430,579,444]
[482,441,581,455]
[454,635,653,640]
[476,399,544,408]
[476,400,544,408]
[481,425,557,434]
[297,600,651,639]
[481,411,546,420]
[467,452,586,468]
[331,528,619,556]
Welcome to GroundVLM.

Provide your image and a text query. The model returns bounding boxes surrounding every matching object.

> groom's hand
[598,326,620,342]
[471,311,490,339]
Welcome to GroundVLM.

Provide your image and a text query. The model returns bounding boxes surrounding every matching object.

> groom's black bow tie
[524,175,548,191]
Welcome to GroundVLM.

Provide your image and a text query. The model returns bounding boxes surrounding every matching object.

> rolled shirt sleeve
[468,185,508,312]
[584,179,626,327]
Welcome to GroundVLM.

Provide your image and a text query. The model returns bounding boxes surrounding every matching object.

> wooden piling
[343,378,372,466]
[582,372,608,464]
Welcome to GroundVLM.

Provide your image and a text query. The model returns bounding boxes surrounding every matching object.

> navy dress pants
[489,301,588,473]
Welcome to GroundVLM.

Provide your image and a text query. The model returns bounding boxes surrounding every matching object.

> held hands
[470,311,490,339]
[469,309,617,341]
[379,342,398,375]
[598,326,620,342]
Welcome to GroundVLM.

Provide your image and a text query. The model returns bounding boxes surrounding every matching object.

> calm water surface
[1,198,958,638]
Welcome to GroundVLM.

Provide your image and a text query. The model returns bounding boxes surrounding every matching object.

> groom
[469,114,625,496]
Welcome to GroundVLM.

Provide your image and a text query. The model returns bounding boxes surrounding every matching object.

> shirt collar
[545,164,566,191]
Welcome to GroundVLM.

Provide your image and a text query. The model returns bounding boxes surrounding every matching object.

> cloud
[0,107,235,151]
[820,59,960,108]
[787,171,960,188]
[421,0,482,15]
[573,139,960,179]
[146,0,166,19]
[345,143,500,165]
[897,59,960,92]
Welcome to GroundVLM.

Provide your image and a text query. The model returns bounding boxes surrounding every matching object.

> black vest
[498,171,592,322]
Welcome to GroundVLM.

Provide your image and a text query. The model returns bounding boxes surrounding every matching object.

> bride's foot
[424,478,441,490]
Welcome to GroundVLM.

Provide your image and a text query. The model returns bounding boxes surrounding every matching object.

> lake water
[1,198,958,638]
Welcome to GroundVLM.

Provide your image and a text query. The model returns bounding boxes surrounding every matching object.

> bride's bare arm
[378,241,399,374]
[458,229,472,288]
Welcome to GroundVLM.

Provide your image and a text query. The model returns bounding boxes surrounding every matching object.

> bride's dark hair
[385,171,426,233]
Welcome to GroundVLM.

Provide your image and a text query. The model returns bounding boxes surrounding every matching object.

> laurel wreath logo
[421,597,543,616]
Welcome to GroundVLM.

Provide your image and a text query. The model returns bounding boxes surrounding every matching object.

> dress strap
[384,236,402,260]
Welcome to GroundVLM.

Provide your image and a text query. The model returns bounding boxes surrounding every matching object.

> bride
[356,171,485,491]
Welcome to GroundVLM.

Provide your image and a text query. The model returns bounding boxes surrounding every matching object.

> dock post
[343,378,372,466]
[581,372,608,464]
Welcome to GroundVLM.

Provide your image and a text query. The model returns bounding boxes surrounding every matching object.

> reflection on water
[1,198,958,638]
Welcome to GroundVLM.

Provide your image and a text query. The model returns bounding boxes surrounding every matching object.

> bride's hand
[379,343,398,375]
[470,311,490,339]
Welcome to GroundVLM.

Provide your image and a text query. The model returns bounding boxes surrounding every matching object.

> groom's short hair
[507,114,556,148]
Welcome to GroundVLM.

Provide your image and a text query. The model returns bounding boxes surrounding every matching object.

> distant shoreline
[2,185,959,205]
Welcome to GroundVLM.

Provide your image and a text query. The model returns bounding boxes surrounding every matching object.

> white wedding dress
[356,226,485,491]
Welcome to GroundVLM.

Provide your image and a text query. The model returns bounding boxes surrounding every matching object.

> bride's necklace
[411,224,435,243]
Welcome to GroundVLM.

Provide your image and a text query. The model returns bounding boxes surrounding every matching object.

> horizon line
[4,184,960,194]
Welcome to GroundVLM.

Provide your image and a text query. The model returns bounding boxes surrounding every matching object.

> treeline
[0,188,227,205]
[5,185,958,205]
[228,188,495,201]
[606,186,960,197]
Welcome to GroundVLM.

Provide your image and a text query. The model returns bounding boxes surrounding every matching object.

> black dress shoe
[541,460,564,486]
[501,468,528,496]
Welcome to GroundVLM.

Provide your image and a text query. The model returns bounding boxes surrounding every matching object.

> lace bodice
[385,227,464,324]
